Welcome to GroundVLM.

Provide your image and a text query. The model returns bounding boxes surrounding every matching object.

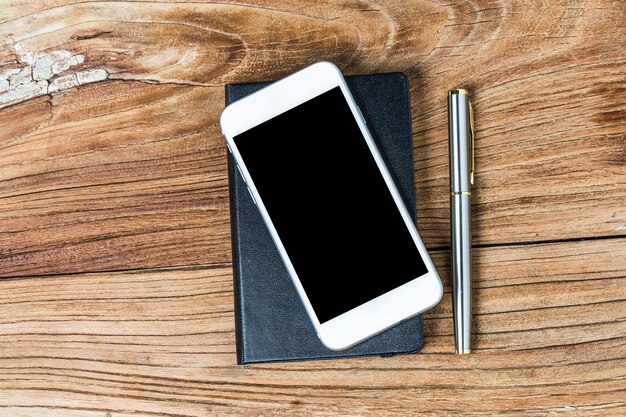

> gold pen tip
[449,88,469,96]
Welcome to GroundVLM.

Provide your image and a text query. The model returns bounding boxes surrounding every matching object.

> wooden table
[1,1,625,415]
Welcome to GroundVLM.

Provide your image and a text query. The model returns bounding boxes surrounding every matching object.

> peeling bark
[0,47,108,109]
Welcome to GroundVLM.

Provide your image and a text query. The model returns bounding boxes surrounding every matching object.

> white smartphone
[220,62,443,350]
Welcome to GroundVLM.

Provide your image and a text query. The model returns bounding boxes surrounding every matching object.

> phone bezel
[220,62,443,350]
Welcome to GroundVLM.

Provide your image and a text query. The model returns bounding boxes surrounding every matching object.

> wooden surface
[0,0,624,415]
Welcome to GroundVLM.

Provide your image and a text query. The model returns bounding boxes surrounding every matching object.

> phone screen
[233,86,428,323]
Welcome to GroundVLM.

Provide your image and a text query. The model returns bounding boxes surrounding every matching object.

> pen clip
[468,99,475,186]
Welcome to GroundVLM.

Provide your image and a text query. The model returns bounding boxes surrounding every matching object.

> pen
[448,88,474,354]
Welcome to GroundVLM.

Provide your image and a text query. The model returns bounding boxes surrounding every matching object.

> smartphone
[220,62,443,350]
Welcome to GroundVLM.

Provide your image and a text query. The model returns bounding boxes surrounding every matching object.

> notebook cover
[226,72,423,364]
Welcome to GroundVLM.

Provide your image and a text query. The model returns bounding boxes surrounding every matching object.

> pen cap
[448,89,473,193]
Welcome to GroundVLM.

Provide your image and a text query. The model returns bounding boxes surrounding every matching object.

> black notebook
[226,72,423,364]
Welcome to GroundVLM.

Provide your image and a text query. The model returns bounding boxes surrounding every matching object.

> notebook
[226,72,424,364]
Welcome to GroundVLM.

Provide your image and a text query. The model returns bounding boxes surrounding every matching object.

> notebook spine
[225,85,246,365]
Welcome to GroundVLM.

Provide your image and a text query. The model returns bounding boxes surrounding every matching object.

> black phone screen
[233,86,428,323]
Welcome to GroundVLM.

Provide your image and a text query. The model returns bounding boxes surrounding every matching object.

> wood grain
[0,0,625,415]
[0,0,624,276]
[0,239,624,415]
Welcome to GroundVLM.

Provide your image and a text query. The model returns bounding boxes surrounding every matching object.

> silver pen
[448,89,475,354]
